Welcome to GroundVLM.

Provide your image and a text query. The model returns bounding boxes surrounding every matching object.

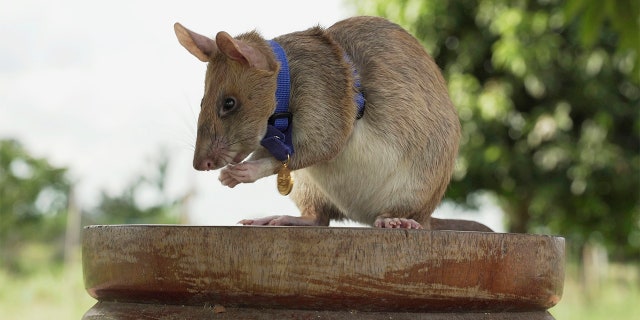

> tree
[84,150,182,225]
[0,140,185,274]
[0,139,70,273]
[353,0,639,259]
[565,0,640,82]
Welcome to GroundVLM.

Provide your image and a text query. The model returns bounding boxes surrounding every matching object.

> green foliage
[0,139,182,275]
[84,150,181,225]
[0,139,69,273]
[354,0,640,259]
[565,0,640,81]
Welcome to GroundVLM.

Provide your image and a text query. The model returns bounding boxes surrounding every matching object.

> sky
[0,0,504,231]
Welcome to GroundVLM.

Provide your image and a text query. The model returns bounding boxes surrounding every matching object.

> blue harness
[260,40,365,162]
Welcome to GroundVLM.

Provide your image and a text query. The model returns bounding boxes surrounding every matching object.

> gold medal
[277,156,293,196]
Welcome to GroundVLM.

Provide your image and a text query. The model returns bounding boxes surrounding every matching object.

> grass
[0,255,638,319]
[0,262,96,320]
[549,262,640,320]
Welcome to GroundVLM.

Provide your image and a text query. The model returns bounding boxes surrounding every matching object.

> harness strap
[260,40,366,162]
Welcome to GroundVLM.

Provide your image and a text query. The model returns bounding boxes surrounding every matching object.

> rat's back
[305,16,461,225]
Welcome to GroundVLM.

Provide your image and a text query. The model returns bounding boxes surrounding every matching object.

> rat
[174,16,492,231]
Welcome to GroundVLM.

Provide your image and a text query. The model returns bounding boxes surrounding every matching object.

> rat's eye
[220,97,238,116]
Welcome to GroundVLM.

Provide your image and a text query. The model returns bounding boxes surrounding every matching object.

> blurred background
[0,0,638,319]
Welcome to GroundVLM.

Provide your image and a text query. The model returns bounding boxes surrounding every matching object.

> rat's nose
[194,158,216,171]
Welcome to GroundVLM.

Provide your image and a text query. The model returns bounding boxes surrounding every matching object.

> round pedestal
[82,225,564,319]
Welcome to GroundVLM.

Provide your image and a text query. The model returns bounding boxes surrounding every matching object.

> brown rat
[174,16,492,231]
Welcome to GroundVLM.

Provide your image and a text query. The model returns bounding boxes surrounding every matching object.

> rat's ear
[174,22,217,62]
[215,31,271,71]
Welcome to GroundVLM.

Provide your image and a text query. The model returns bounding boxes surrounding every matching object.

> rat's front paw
[218,166,241,188]
[218,159,275,188]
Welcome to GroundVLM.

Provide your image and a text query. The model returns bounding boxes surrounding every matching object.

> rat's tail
[430,217,494,232]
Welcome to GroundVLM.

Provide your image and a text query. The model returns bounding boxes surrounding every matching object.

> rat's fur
[175,16,491,231]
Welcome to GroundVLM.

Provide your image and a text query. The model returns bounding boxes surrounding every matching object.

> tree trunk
[505,197,531,234]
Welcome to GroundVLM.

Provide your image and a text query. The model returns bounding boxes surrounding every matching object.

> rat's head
[174,23,278,171]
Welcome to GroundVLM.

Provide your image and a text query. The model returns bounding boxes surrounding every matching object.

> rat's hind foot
[239,215,321,226]
[374,217,423,229]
